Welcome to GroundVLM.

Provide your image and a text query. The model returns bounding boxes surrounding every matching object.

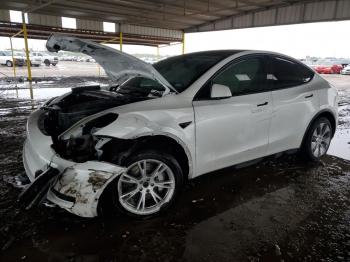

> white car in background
[341,65,350,75]
[31,51,59,66]
[0,50,25,67]
[15,52,42,67]
[21,34,338,219]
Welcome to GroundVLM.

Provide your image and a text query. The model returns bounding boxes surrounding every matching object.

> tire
[301,117,332,161]
[44,59,50,66]
[112,150,183,218]
[6,60,13,67]
[52,63,57,66]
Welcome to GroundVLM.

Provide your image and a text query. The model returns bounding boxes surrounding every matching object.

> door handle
[305,94,313,98]
[257,102,268,107]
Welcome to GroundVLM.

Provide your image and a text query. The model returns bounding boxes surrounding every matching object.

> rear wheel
[301,117,332,161]
[113,151,183,218]
[44,59,50,66]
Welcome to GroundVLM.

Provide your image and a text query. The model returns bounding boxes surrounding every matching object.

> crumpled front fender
[47,161,125,217]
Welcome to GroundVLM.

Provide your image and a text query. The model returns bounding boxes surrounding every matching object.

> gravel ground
[0,74,349,262]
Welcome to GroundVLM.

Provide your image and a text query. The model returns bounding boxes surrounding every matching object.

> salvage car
[21,34,338,218]
[0,50,25,67]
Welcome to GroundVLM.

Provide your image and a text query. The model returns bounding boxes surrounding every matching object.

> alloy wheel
[311,122,331,158]
[117,159,175,216]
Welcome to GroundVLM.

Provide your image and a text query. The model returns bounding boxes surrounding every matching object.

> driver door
[193,55,272,176]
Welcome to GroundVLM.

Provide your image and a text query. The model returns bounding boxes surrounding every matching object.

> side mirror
[210,83,232,99]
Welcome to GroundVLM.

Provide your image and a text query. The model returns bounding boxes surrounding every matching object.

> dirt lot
[0,74,349,261]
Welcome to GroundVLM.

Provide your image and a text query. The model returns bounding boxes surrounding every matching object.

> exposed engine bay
[40,85,149,136]
[38,78,166,163]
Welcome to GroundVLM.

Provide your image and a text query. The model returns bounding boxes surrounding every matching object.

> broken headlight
[82,113,118,135]
[54,113,118,162]
[59,112,118,140]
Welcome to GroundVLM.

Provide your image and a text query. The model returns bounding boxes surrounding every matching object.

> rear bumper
[23,109,125,217]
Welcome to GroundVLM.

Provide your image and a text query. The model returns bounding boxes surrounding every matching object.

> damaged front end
[21,33,177,217]
[20,88,131,217]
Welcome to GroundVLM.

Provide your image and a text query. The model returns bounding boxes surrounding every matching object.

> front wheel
[6,60,13,67]
[113,151,183,218]
[301,117,332,161]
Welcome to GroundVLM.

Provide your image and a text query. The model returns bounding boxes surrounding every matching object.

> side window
[268,56,314,89]
[212,57,267,96]
[0,52,3,56]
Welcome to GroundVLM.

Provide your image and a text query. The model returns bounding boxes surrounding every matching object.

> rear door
[266,55,319,154]
[193,55,272,176]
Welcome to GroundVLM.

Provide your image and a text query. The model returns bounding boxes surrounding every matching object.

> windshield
[115,77,166,98]
[153,51,241,93]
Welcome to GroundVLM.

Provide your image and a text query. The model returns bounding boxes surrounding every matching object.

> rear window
[153,51,239,93]
[268,56,314,89]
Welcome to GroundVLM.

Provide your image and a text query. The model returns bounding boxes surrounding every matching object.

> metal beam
[24,0,60,13]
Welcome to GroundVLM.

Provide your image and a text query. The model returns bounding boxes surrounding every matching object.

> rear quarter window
[268,56,314,89]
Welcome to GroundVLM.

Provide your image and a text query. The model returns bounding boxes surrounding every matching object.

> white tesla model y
[21,34,338,218]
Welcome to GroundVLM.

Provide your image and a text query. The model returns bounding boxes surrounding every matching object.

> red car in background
[313,64,343,74]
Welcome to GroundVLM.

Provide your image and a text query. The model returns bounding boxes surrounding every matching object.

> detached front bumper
[23,109,125,217]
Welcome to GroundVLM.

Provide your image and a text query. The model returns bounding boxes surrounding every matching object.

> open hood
[46,34,176,93]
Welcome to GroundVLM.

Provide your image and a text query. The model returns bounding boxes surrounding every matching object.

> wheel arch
[100,134,192,180]
[301,109,337,147]
[96,134,192,216]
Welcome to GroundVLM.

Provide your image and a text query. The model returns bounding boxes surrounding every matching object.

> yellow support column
[119,31,123,52]
[9,37,18,98]
[182,31,185,55]
[22,12,33,100]
[156,45,160,60]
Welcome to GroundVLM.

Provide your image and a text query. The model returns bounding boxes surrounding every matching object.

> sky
[1,20,350,59]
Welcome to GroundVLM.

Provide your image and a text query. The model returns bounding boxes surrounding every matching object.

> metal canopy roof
[2,0,350,30]
[1,0,350,45]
